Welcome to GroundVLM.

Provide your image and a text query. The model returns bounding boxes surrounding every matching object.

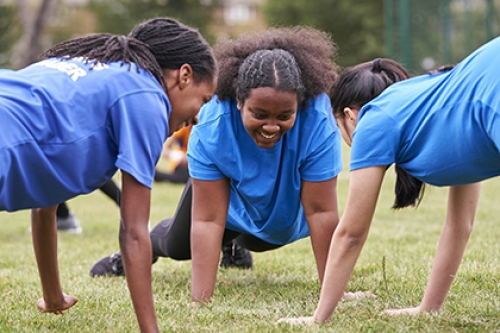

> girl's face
[336,107,360,147]
[238,87,298,149]
[164,65,217,136]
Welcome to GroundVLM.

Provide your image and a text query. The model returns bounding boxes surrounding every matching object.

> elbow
[334,227,367,250]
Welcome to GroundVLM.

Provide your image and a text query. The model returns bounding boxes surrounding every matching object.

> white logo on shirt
[34,58,109,81]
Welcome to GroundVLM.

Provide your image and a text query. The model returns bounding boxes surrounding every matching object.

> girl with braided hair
[0,17,216,332]
[280,36,500,324]
[92,26,369,305]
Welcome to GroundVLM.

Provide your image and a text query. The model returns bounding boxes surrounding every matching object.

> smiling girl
[91,27,369,305]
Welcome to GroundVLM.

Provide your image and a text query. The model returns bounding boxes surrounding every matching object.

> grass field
[2,157,500,332]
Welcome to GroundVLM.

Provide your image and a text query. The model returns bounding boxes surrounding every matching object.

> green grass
[2,160,500,332]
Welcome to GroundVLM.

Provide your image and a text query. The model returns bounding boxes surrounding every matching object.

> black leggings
[150,178,283,260]
[56,179,121,218]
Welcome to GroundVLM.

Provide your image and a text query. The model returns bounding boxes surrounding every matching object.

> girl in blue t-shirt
[0,18,216,333]
[280,36,500,324]
[90,27,370,305]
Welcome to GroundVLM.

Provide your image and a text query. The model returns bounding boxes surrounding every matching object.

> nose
[262,120,279,133]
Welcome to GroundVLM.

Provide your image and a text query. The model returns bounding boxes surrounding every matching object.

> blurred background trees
[0,0,498,73]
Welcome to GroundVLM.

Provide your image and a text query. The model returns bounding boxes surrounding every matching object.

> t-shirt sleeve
[110,92,169,188]
[187,124,225,180]
[300,99,344,181]
[350,108,400,171]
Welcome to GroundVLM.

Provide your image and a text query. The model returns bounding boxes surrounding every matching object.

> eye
[252,112,266,120]
[278,114,293,121]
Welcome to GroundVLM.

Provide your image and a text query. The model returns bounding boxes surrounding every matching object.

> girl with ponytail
[0,17,216,333]
[281,36,500,323]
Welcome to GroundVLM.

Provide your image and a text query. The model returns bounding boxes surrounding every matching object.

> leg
[99,179,121,206]
[55,203,81,234]
[235,234,283,252]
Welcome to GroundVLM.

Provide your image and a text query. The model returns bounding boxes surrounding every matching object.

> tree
[261,0,385,68]
[12,0,59,68]
[0,3,21,68]
[87,0,219,44]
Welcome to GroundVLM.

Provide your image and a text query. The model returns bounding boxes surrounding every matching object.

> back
[0,58,170,211]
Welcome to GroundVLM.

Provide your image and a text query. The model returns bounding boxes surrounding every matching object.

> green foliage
[261,0,385,68]
[87,0,219,44]
[0,4,21,68]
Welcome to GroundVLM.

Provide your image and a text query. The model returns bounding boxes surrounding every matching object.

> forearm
[191,219,225,303]
[31,206,64,306]
[420,224,470,311]
[308,212,338,284]
[120,224,158,333]
[420,183,479,312]
[314,230,367,322]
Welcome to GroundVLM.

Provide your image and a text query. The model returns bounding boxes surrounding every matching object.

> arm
[385,182,480,315]
[191,178,230,303]
[301,177,339,284]
[31,205,78,314]
[119,171,158,333]
[313,166,386,322]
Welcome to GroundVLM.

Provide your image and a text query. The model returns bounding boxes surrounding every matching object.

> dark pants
[150,178,283,260]
[56,179,121,218]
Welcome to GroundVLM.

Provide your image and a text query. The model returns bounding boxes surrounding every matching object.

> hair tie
[372,58,382,73]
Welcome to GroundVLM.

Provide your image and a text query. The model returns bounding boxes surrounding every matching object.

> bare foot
[36,293,78,315]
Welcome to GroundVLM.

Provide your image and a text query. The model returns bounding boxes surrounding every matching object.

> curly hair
[214,26,338,107]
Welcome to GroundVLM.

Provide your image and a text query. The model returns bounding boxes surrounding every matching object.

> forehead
[245,87,298,110]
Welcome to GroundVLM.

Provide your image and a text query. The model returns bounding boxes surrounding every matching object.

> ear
[343,107,359,126]
[179,64,193,90]
[236,99,243,111]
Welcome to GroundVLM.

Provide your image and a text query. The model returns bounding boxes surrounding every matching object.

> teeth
[260,132,276,139]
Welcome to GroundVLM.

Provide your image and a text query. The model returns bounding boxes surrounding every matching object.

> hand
[276,316,317,325]
[342,291,376,300]
[36,293,78,314]
[383,306,429,316]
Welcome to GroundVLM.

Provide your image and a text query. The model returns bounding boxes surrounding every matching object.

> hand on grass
[342,291,376,300]
[36,293,78,314]
[276,316,317,325]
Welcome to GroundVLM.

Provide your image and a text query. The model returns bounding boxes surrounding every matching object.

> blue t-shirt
[350,36,500,187]
[0,58,170,211]
[188,93,343,245]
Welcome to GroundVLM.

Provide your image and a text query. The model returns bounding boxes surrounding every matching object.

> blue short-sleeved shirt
[350,36,500,187]
[0,58,170,211]
[188,93,343,245]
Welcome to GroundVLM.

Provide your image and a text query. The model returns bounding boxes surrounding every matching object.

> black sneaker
[89,252,125,277]
[220,241,253,269]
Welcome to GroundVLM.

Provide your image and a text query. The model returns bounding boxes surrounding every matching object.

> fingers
[342,290,377,300]
[36,294,78,315]
[276,316,316,325]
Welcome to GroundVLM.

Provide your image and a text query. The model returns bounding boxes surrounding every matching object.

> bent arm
[301,177,339,284]
[191,178,230,303]
[314,166,386,322]
[418,183,480,312]
[119,171,158,333]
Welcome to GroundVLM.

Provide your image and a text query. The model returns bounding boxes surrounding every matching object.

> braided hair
[236,49,305,106]
[331,58,425,209]
[214,26,338,108]
[41,18,216,89]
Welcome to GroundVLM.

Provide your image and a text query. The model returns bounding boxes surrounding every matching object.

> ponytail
[393,165,425,209]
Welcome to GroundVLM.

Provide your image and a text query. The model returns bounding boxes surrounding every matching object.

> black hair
[331,58,425,209]
[41,17,216,89]
[236,49,304,106]
[214,26,338,108]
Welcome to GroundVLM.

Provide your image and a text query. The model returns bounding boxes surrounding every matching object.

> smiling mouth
[259,131,277,139]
